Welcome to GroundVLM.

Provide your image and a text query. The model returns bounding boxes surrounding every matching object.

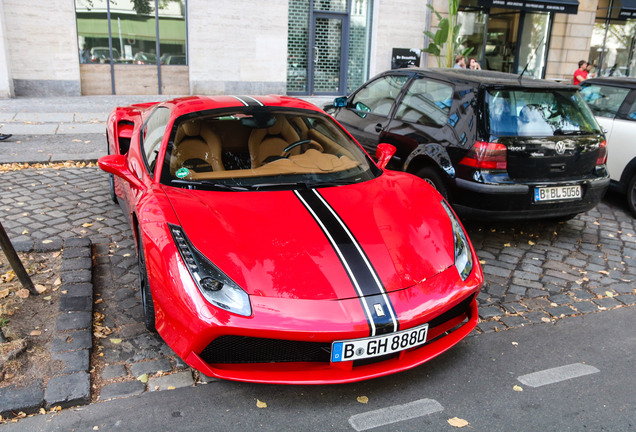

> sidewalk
[0,95,334,164]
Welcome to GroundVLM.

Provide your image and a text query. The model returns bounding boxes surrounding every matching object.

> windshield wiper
[250,179,357,190]
[553,129,590,136]
[171,179,249,191]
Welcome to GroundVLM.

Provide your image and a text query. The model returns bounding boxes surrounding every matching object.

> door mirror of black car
[376,143,397,169]
[98,154,146,191]
[334,96,348,108]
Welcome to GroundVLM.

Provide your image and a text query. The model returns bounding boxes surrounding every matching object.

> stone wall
[188,0,288,95]
[370,0,429,75]
[546,0,599,81]
[3,0,81,96]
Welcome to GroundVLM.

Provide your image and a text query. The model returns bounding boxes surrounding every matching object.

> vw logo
[555,141,566,155]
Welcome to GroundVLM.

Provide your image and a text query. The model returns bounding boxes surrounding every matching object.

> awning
[619,0,636,19]
[478,0,579,14]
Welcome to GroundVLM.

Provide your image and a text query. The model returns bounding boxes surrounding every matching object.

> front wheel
[137,226,156,332]
[415,166,449,201]
[627,174,636,217]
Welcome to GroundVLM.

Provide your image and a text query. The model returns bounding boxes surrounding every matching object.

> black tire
[137,226,156,332]
[627,174,636,217]
[108,174,118,203]
[415,166,449,200]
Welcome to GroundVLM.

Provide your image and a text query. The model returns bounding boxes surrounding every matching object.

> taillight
[459,141,507,170]
[596,140,607,166]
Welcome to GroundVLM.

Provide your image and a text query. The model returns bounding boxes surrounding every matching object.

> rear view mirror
[375,143,396,169]
[334,96,348,108]
[98,154,145,191]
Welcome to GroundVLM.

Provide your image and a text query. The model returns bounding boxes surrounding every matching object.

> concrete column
[0,0,14,98]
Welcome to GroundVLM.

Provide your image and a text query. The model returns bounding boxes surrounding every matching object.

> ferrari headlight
[441,201,473,281]
[169,224,251,317]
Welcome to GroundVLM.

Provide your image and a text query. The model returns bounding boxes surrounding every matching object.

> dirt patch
[0,250,63,388]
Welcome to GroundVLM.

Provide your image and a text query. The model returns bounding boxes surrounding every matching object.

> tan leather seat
[171,120,225,174]
[248,116,301,168]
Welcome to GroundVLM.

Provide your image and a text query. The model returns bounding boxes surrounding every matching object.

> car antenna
[519,35,546,81]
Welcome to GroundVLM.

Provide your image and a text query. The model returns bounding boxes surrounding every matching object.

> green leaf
[422,45,441,57]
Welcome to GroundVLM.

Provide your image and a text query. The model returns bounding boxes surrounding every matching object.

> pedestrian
[573,60,588,85]
[469,57,481,70]
[586,62,596,78]
[0,133,11,141]
[454,54,466,69]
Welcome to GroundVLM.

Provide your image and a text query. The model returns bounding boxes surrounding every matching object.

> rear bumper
[453,176,610,221]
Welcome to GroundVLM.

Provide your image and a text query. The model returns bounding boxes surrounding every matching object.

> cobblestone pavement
[1,166,635,402]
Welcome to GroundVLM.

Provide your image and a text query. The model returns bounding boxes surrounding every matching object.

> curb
[0,237,93,417]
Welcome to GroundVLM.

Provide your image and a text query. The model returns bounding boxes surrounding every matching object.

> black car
[580,77,636,216]
[329,68,610,221]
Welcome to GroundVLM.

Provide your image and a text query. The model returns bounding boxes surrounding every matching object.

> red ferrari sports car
[98,95,483,384]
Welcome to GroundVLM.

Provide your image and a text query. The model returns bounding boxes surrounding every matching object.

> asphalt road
[3,306,633,432]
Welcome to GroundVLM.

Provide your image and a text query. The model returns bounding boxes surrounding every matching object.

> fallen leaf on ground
[30,330,42,336]
[109,338,122,344]
[16,289,30,299]
[81,223,93,227]
[357,396,369,404]
[35,284,47,293]
[42,240,53,244]
[605,291,614,297]
[137,374,149,383]
[256,399,267,408]
[447,417,469,428]
[513,385,523,392]
[0,289,10,298]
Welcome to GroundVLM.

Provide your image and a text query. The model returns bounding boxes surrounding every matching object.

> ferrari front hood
[163,172,456,301]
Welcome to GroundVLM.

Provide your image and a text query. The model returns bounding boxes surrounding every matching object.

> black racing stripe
[235,95,264,107]
[295,189,398,336]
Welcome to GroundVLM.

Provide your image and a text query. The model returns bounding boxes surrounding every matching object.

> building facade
[0,0,635,99]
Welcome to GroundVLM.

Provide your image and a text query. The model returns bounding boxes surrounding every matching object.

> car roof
[150,95,323,117]
[583,76,636,89]
[390,67,579,90]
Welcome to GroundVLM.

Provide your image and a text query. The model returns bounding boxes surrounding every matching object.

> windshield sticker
[176,167,190,179]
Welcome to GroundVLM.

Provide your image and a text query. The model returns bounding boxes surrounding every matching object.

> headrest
[181,120,201,137]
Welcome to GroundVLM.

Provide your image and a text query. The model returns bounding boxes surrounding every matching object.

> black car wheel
[108,174,118,203]
[627,174,636,217]
[137,226,156,332]
[416,167,448,200]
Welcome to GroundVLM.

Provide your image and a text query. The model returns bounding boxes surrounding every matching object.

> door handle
[375,123,383,133]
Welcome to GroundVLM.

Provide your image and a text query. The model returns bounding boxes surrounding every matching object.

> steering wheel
[283,139,323,156]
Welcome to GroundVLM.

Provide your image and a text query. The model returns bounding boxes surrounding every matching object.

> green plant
[422,0,473,68]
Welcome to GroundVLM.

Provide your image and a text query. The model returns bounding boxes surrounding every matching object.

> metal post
[0,221,38,296]
[155,0,162,95]
[107,0,116,95]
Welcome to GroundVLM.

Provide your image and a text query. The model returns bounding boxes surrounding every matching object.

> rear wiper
[553,129,590,136]
[171,179,249,191]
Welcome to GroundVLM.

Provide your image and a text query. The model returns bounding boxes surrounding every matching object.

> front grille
[199,294,475,365]
[200,336,331,364]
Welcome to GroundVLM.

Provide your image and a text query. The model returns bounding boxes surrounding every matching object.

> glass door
[310,13,348,94]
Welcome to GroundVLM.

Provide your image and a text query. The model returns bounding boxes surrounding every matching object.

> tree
[422,0,472,68]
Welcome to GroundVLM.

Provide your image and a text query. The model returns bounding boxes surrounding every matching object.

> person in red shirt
[573,60,588,85]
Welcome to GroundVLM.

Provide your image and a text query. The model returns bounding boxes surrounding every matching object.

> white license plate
[534,185,581,202]
[331,323,429,363]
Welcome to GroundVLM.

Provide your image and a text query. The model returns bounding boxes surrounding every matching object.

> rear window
[486,89,601,137]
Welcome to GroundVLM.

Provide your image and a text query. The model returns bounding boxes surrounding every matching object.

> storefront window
[457,10,487,68]
[347,0,372,93]
[589,20,636,77]
[75,0,186,66]
[516,12,550,78]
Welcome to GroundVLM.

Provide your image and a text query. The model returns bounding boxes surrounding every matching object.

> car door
[333,73,412,155]
[607,90,636,182]
[381,74,466,169]
[580,83,632,181]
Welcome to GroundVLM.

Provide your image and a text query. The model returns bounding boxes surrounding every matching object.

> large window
[75,0,186,66]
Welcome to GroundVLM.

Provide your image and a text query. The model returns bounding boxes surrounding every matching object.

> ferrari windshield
[160,108,379,190]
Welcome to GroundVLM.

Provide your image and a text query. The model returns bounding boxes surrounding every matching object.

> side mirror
[118,123,134,139]
[375,143,396,169]
[98,154,145,191]
[334,96,348,108]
